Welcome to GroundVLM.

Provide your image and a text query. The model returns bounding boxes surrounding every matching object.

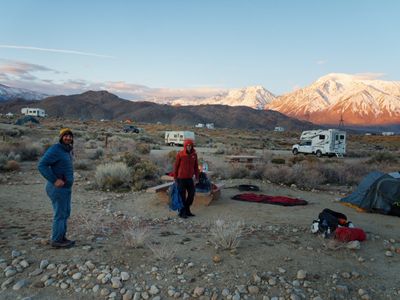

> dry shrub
[291,164,324,189]
[249,165,265,179]
[73,213,110,236]
[229,165,250,179]
[123,152,141,167]
[136,143,150,154]
[131,160,160,191]
[288,155,306,165]
[0,154,7,170]
[123,224,150,248]
[263,165,293,185]
[271,158,286,164]
[4,160,20,171]
[87,147,104,160]
[210,218,244,250]
[166,150,177,164]
[95,162,131,191]
[74,159,92,170]
[148,242,177,261]
[85,140,98,149]
[0,142,42,161]
[367,152,398,164]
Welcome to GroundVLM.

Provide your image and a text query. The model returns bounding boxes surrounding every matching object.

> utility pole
[338,113,345,128]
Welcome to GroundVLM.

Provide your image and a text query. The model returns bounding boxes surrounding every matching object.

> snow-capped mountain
[266,73,400,125]
[0,84,48,101]
[146,86,276,110]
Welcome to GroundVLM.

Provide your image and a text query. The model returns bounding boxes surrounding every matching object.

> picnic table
[225,155,260,163]
[146,181,224,206]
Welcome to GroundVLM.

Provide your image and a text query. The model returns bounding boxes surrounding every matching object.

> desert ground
[1,118,400,300]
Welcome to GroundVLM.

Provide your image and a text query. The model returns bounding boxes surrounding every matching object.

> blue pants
[46,183,71,242]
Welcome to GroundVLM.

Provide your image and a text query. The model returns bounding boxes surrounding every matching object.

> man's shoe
[178,210,188,219]
[186,210,195,217]
[51,240,74,249]
[62,237,76,246]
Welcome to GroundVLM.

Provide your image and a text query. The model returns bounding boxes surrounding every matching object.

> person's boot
[178,209,188,219]
[51,240,74,249]
[62,236,76,246]
[186,207,195,217]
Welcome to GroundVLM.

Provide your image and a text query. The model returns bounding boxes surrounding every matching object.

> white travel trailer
[165,131,195,146]
[21,107,46,117]
[292,129,346,157]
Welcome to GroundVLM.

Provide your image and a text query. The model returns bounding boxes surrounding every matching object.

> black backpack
[312,208,350,238]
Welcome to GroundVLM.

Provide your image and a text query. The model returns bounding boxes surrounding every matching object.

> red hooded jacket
[174,139,199,180]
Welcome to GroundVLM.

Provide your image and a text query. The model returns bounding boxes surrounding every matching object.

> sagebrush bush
[263,165,293,185]
[229,165,250,179]
[210,218,244,250]
[367,152,398,164]
[271,158,286,164]
[74,159,92,170]
[123,152,141,167]
[292,164,324,189]
[88,148,104,160]
[131,160,160,190]
[136,143,150,154]
[0,142,42,161]
[166,150,177,164]
[95,162,131,191]
[123,225,149,248]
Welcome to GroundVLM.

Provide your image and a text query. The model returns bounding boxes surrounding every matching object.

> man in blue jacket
[38,128,75,248]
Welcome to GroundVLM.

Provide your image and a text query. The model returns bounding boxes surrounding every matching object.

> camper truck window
[300,140,311,146]
[319,135,325,140]
[340,135,345,140]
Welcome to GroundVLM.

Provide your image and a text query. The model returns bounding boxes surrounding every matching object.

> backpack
[196,172,211,192]
[311,208,353,238]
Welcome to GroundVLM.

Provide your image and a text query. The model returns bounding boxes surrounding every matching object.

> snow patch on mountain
[0,84,48,101]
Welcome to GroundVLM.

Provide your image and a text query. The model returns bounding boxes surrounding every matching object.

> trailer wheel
[292,148,299,155]
[316,150,322,157]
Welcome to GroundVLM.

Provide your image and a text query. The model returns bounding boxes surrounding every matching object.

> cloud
[0,59,225,100]
[0,45,115,59]
[353,72,386,80]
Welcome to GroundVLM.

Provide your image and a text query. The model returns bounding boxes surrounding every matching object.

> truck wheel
[316,150,322,158]
[292,148,299,155]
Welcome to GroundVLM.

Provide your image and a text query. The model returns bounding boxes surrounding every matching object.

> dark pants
[46,183,71,242]
[177,178,195,212]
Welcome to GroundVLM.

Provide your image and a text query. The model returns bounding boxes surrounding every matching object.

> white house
[274,126,285,132]
[21,108,46,117]
[195,123,205,128]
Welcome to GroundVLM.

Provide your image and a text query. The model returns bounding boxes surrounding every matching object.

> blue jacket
[38,143,74,189]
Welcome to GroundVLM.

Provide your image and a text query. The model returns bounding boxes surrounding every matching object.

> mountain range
[0,91,312,130]
[1,73,399,127]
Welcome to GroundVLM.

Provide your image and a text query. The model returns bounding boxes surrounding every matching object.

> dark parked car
[123,125,139,133]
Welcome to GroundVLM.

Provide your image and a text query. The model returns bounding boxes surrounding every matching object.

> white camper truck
[292,129,346,157]
[21,107,46,117]
[165,131,195,146]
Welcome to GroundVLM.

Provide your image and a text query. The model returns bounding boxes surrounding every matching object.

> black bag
[312,208,349,238]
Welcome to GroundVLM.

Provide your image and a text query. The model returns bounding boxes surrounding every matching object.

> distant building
[195,123,205,128]
[382,132,395,136]
[5,112,14,117]
[21,107,46,117]
[274,126,285,132]
[206,123,215,129]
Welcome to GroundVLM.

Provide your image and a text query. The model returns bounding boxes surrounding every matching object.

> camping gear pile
[311,208,366,242]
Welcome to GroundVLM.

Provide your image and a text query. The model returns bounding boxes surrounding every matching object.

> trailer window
[340,135,345,140]
[319,135,325,140]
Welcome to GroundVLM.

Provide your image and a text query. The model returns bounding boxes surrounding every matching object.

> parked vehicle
[123,125,139,133]
[165,131,195,146]
[292,129,346,157]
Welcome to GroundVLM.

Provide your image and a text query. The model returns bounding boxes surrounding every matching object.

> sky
[0,0,399,99]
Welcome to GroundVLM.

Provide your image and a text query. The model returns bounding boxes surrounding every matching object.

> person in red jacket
[174,139,199,218]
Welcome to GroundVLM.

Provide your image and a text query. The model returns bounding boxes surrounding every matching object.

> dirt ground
[1,151,400,300]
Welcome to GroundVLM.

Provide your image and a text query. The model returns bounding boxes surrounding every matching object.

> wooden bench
[146,182,224,206]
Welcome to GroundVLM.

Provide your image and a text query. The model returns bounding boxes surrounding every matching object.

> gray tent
[341,171,400,215]
[15,115,40,126]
